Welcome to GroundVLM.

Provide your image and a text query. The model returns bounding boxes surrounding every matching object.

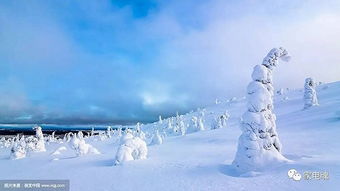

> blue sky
[0,0,340,124]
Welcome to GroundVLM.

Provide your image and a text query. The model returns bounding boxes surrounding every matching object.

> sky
[0,0,340,124]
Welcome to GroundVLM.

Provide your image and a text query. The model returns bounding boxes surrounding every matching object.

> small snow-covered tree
[213,111,230,129]
[212,117,223,129]
[50,131,56,142]
[10,136,26,159]
[34,126,46,152]
[114,131,148,165]
[188,116,199,133]
[304,78,319,109]
[65,132,73,142]
[198,117,205,131]
[91,127,95,137]
[166,118,174,135]
[158,115,163,125]
[106,126,112,138]
[135,122,146,140]
[277,88,284,95]
[232,47,290,172]
[25,136,37,152]
[71,131,100,156]
[179,117,186,136]
[171,116,181,135]
[116,127,123,137]
[151,130,163,145]
[221,111,230,127]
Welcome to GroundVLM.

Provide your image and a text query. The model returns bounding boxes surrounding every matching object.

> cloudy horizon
[1,0,340,125]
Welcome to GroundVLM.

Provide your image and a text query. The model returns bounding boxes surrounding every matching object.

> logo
[288,169,302,181]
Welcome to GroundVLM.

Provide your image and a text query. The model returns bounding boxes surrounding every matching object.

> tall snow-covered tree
[232,47,290,172]
[304,78,319,109]
[34,125,46,152]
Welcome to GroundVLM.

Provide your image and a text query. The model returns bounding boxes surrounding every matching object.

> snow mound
[51,146,67,156]
[114,132,148,165]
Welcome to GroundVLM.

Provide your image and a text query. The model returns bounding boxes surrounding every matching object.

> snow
[0,81,339,190]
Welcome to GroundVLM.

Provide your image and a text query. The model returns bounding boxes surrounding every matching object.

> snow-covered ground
[0,81,339,191]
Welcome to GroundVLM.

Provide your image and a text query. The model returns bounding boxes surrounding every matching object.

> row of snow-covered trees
[7,125,111,160]
[4,108,231,164]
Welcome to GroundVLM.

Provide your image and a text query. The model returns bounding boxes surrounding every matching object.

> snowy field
[0,81,339,191]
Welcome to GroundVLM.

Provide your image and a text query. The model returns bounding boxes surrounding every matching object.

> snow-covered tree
[10,136,26,159]
[158,115,163,124]
[166,118,174,135]
[71,131,100,156]
[150,130,163,145]
[232,47,290,172]
[114,131,148,165]
[116,127,123,137]
[135,122,146,140]
[277,88,284,95]
[65,132,73,142]
[198,117,205,131]
[91,127,95,137]
[34,126,46,152]
[51,131,56,142]
[221,111,230,127]
[188,116,199,133]
[304,78,319,109]
[200,109,205,118]
[25,136,37,152]
[212,111,230,129]
[212,117,223,129]
[106,126,112,138]
[178,117,186,136]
